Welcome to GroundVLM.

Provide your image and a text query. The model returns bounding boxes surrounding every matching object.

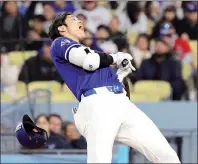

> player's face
[65,15,85,40]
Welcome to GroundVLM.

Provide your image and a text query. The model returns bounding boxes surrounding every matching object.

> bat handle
[121,59,129,68]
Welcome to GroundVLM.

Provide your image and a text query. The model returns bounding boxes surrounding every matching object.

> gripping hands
[110,52,136,82]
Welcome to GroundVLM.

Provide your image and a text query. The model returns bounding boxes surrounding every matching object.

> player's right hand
[110,52,133,66]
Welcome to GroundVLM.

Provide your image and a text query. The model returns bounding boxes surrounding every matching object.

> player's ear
[58,25,67,33]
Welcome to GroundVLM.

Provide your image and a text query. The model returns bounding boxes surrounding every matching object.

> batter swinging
[48,12,180,163]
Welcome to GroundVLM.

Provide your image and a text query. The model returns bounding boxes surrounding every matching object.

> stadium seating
[16,81,27,95]
[189,40,197,68]
[28,81,62,93]
[133,80,172,100]
[52,92,77,102]
[130,92,162,102]
[62,84,72,93]
[127,32,138,45]
[1,93,15,102]
[8,51,37,66]
[182,64,192,81]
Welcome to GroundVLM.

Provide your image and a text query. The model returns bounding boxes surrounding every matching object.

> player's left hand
[110,52,133,66]
[116,59,136,82]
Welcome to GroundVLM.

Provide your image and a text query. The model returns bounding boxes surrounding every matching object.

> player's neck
[65,34,79,43]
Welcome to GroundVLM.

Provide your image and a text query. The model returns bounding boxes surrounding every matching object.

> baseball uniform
[50,36,180,163]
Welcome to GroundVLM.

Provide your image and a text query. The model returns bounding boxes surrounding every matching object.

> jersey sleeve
[52,38,82,61]
[51,38,101,71]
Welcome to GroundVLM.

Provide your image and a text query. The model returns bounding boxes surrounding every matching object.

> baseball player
[48,12,180,163]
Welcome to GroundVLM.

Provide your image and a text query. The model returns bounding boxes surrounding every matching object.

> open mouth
[79,25,83,30]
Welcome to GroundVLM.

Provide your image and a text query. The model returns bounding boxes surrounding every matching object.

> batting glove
[110,52,133,66]
[116,59,136,82]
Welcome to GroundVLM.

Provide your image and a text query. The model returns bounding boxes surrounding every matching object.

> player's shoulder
[52,37,72,47]
[52,37,82,49]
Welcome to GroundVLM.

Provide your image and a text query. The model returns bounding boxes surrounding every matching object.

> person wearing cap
[178,2,198,40]
[18,41,63,84]
[151,5,180,39]
[136,37,186,100]
[25,14,48,50]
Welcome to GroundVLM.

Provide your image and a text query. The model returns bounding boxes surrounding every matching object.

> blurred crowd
[26,113,87,149]
[0,1,197,101]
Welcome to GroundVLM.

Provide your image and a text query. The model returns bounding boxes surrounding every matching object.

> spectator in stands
[95,25,118,54]
[81,29,103,52]
[75,0,112,33]
[51,1,76,15]
[25,14,48,50]
[144,2,159,24]
[130,33,151,68]
[35,114,72,149]
[117,2,148,34]
[109,15,129,52]
[49,114,62,135]
[178,2,198,40]
[136,38,186,100]
[159,23,178,47]
[18,41,63,84]
[159,23,195,100]
[152,5,180,39]
[158,22,194,66]
[0,1,27,51]
[17,1,31,16]
[43,3,56,33]
[0,47,20,97]
[63,121,87,149]
[144,1,160,34]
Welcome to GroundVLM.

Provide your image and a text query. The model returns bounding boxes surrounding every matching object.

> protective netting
[1,89,51,152]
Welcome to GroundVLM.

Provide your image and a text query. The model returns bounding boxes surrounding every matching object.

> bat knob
[121,59,129,67]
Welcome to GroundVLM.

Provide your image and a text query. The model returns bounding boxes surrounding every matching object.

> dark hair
[126,2,141,24]
[136,33,150,44]
[35,114,49,123]
[145,2,154,21]
[164,5,176,13]
[48,12,72,40]
[32,14,46,22]
[62,121,74,134]
[97,25,111,35]
[49,113,62,121]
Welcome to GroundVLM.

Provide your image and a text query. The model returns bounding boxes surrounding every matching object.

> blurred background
[0,1,197,163]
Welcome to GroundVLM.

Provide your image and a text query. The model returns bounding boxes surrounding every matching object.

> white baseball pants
[73,87,180,163]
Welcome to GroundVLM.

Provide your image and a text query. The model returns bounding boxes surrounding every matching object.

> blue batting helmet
[15,114,48,149]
